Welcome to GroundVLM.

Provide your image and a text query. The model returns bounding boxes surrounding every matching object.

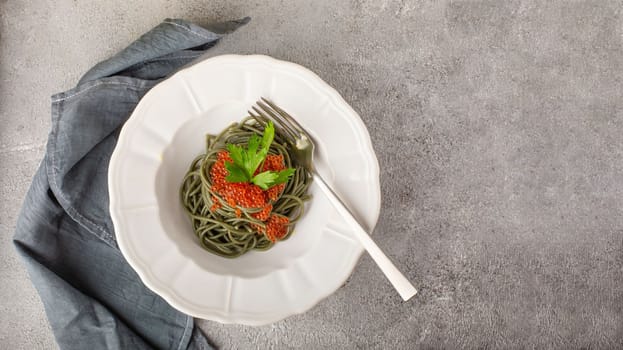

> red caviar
[265,215,289,242]
[209,151,290,242]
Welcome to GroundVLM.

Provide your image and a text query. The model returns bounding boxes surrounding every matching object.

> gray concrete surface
[2,0,623,349]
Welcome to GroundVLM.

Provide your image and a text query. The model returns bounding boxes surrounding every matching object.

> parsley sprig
[225,121,295,190]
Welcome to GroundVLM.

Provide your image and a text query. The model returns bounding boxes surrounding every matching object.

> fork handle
[312,173,417,301]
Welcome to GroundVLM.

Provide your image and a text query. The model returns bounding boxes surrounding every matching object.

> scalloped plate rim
[108,54,381,325]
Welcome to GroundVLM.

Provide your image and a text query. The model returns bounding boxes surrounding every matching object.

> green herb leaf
[260,122,275,154]
[250,168,295,190]
[225,121,294,189]
[247,134,261,156]
[247,122,275,176]
[272,168,295,185]
[251,171,279,190]
[225,161,249,183]
[227,144,246,174]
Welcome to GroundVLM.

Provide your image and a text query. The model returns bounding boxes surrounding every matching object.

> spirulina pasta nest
[180,117,312,258]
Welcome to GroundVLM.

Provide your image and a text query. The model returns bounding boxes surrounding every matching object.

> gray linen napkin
[13,18,249,350]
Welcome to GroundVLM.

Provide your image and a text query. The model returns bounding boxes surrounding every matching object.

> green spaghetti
[180,116,312,258]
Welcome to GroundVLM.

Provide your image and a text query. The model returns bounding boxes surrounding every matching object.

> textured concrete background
[2,1,623,349]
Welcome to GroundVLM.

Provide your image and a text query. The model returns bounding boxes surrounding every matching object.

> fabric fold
[14,18,249,350]
[79,18,250,83]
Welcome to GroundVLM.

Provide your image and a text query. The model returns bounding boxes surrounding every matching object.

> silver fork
[252,98,417,301]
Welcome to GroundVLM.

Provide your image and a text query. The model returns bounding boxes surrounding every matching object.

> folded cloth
[13,18,249,350]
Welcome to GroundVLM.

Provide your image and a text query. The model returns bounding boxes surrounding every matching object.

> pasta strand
[180,117,312,258]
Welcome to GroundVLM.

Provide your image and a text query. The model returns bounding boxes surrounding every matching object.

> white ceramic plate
[109,55,381,325]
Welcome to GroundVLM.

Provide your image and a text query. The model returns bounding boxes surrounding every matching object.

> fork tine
[255,101,302,138]
[253,104,300,139]
[248,110,269,126]
[249,109,284,137]
[249,109,290,142]
[251,106,299,141]
[260,98,306,133]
